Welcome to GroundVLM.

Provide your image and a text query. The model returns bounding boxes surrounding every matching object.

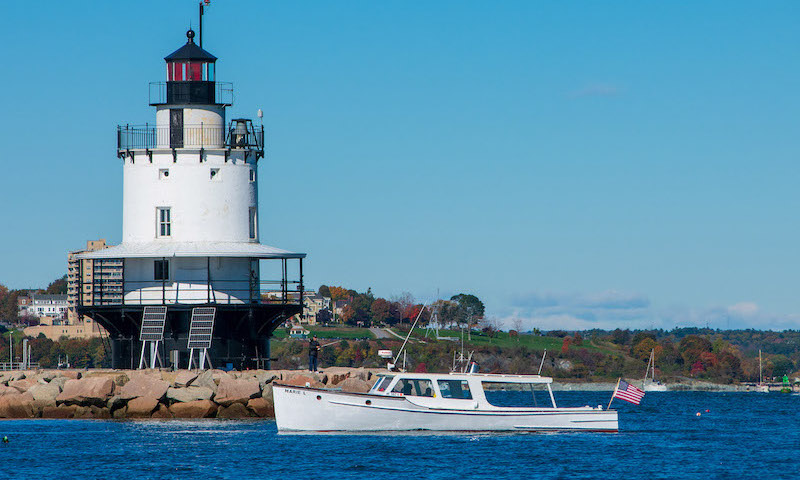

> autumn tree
[370,298,394,325]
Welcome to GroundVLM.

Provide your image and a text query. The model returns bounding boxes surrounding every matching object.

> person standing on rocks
[308,335,321,372]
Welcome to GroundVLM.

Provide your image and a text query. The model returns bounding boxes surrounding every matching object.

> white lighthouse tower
[75,29,305,369]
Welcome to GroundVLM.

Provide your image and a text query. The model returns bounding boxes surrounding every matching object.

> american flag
[613,380,645,405]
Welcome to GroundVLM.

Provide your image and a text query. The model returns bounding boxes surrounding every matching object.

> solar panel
[188,307,216,349]
[139,306,167,341]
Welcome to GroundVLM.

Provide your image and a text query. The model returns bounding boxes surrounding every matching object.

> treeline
[319,285,486,329]
[0,335,107,368]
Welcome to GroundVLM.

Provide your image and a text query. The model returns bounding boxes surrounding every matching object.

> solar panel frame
[188,307,216,349]
[139,306,167,341]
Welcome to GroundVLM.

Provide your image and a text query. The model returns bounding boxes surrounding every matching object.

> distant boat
[755,350,769,393]
[642,348,668,392]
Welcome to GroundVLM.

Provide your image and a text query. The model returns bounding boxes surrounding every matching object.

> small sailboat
[642,348,668,392]
[755,350,769,393]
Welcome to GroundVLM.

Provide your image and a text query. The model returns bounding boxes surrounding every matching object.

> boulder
[237,370,279,389]
[42,405,78,419]
[214,378,260,407]
[117,374,169,401]
[113,406,128,419]
[324,367,352,386]
[49,376,69,389]
[337,377,372,393]
[83,371,128,386]
[0,371,26,383]
[166,386,214,403]
[282,374,325,389]
[126,397,160,417]
[173,371,198,388]
[192,371,219,392]
[8,378,36,393]
[73,405,111,419]
[169,399,218,418]
[27,383,61,403]
[0,393,35,418]
[56,377,115,407]
[246,397,274,417]
[261,383,274,402]
[107,395,127,411]
[152,404,172,419]
[57,371,82,380]
[217,402,251,419]
[0,385,19,396]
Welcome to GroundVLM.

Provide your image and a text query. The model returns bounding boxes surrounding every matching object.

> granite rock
[56,377,115,407]
[169,399,218,418]
[214,378,260,407]
[166,385,214,403]
[118,374,169,401]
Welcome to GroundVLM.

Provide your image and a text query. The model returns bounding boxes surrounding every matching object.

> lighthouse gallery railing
[117,123,264,152]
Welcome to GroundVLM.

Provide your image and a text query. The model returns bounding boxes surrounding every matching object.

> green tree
[450,293,485,319]
[45,275,68,295]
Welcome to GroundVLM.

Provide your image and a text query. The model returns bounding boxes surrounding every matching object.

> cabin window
[482,382,549,408]
[157,207,171,237]
[210,168,220,180]
[437,380,472,399]
[159,169,169,179]
[392,378,434,397]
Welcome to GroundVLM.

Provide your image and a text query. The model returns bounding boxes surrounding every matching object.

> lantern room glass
[167,61,215,81]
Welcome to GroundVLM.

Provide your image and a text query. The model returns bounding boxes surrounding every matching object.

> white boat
[642,348,668,392]
[755,349,769,393]
[273,371,618,433]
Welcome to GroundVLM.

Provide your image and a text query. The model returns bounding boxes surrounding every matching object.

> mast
[759,349,763,384]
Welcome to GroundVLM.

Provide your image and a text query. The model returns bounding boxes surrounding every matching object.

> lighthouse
[75,29,305,369]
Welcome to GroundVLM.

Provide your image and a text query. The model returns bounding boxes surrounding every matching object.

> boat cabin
[368,372,560,409]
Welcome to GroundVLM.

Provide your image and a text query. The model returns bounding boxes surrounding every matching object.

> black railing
[149,81,233,106]
[79,278,303,307]
[117,122,264,155]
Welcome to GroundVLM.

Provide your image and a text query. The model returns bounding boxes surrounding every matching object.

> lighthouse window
[159,169,169,179]
[249,207,257,240]
[157,207,171,237]
[210,168,220,180]
[249,169,256,182]
[154,260,169,281]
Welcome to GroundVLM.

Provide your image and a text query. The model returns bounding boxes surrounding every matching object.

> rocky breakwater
[0,367,376,420]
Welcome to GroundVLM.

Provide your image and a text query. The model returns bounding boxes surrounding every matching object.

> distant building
[288,291,330,325]
[23,318,104,340]
[17,296,32,317]
[20,294,69,321]
[67,239,122,323]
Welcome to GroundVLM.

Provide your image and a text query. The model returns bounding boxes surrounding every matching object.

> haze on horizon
[1,1,798,332]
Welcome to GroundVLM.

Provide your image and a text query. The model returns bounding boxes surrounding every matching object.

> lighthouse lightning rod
[198,1,209,48]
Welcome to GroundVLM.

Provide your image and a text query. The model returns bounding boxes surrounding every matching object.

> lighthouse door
[169,109,184,148]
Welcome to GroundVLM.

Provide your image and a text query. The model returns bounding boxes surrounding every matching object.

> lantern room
[162,29,219,105]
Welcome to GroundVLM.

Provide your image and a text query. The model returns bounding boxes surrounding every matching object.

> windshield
[370,375,394,392]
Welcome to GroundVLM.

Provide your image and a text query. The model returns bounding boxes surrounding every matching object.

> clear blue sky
[1,1,799,331]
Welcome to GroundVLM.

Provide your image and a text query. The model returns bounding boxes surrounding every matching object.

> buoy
[696,412,701,417]
[705,409,710,413]
[2,436,8,444]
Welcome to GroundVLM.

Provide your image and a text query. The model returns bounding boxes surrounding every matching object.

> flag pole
[607,377,621,410]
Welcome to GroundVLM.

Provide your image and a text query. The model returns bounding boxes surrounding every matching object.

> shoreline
[1,368,784,420]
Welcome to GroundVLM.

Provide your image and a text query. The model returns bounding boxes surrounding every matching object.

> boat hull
[273,385,619,432]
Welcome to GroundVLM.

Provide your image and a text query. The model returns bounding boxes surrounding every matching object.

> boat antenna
[537,349,547,375]
[391,302,428,369]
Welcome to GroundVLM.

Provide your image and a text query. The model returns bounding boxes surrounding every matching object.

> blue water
[1,392,799,479]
